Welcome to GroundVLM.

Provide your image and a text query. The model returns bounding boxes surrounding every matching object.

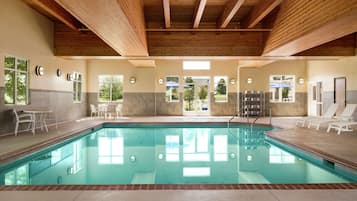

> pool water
[1,124,356,185]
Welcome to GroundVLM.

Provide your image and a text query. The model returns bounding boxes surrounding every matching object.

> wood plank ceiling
[23,0,357,57]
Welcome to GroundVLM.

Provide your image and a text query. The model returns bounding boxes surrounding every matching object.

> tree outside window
[4,56,29,105]
[98,75,123,102]
[214,76,227,102]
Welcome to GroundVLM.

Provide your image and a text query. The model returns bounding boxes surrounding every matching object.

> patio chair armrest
[18,113,33,119]
[334,115,353,121]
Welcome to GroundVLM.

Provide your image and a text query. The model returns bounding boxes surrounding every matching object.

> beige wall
[307,56,357,91]
[239,60,307,93]
[0,0,86,92]
[87,59,239,94]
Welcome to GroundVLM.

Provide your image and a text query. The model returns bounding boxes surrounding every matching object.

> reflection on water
[0,126,354,185]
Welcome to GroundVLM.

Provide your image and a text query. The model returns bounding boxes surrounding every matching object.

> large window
[4,56,29,105]
[183,61,210,70]
[269,146,295,164]
[165,76,179,102]
[183,128,210,161]
[214,76,227,102]
[73,72,82,103]
[269,75,295,103]
[98,130,124,164]
[98,75,123,102]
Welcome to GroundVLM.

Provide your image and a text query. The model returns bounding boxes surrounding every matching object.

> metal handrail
[227,110,241,128]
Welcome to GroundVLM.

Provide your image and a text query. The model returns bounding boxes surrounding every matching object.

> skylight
[183,61,210,70]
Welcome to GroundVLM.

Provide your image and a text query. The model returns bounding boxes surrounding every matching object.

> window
[269,75,295,103]
[214,135,228,161]
[73,72,82,103]
[269,146,295,164]
[165,135,180,161]
[165,76,179,102]
[4,56,29,105]
[183,128,210,161]
[98,75,123,102]
[98,131,124,164]
[183,61,210,70]
[214,76,227,102]
[183,167,210,177]
[5,164,29,185]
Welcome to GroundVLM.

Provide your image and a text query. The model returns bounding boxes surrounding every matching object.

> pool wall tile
[155,93,183,116]
[237,92,307,116]
[0,88,87,135]
[210,93,238,116]
[1,184,356,191]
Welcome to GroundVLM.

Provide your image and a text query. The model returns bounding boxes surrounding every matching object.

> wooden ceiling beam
[217,0,245,29]
[243,0,282,28]
[55,0,148,56]
[163,0,171,28]
[23,0,81,30]
[263,0,357,56]
[54,22,119,56]
[192,0,207,28]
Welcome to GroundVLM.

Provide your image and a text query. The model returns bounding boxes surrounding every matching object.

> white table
[23,110,52,134]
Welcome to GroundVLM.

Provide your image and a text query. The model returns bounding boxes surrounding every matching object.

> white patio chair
[115,104,123,119]
[327,104,357,134]
[98,104,108,119]
[13,109,35,136]
[296,103,338,128]
[90,104,98,118]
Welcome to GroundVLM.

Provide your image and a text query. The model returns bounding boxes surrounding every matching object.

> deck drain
[323,159,335,168]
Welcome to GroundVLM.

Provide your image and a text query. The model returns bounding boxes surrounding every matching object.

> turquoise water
[1,124,356,185]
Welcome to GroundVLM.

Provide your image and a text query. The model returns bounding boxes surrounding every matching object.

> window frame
[165,76,180,103]
[4,55,29,105]
[213,76,228,103]
[73,72,82,103]
[269,75,296,103]
[98,75,124,103]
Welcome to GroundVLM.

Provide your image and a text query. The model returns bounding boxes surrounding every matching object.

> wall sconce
[298,77,304,85]
[158,78,164,85]
[229,78,236,85]
[129,76,136,84]
[56,69,62,77]
[35,65,44,76]
[66,73,74,81]
[247,77,253,84]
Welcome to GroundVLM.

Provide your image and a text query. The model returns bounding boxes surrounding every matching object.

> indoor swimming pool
[0,124,356,185]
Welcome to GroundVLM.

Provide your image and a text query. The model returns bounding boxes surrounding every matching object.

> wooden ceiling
[23,0,357,58]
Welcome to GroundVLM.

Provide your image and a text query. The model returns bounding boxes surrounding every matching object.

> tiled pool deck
[0,116,356,201]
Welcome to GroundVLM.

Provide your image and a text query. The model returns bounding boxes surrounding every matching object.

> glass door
[183,76,210,116]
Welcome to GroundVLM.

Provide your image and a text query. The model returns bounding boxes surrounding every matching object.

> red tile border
[0,183,356,191]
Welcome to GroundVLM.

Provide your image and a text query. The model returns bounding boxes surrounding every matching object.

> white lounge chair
[327,104,357,134]
[296,103,338,128]
[13,109,35,136]
[307,103,347,130]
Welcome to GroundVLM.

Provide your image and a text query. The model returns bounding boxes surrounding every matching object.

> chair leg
[327,124,331,133]
[15,122,19,136]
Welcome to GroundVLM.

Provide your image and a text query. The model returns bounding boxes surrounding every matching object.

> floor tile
[0,191,81,201]
[271,190,357,201]
[74,190,278,201]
